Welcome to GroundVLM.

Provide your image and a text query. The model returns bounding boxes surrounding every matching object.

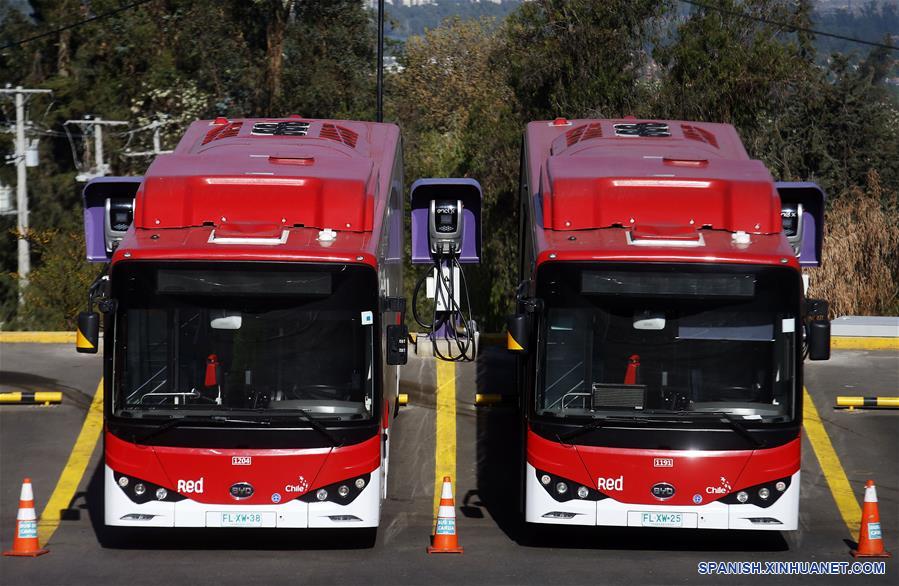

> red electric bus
[77,117,407,536]
[507,118,830,531]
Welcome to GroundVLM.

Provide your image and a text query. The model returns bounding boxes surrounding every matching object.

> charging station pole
[1,86,52,305]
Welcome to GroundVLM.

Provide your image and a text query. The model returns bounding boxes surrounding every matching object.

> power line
[0,0,158,52]
[678,0,898,51]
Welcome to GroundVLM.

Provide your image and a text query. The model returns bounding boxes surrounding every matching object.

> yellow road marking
[433,359,457,528]
[38,380,104,546]
[830,337,899,350]
[803,386,861,539]
[0,331,76,344]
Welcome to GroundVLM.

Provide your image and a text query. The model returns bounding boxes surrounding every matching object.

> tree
[501,0,670,120]
[392,17,520,328]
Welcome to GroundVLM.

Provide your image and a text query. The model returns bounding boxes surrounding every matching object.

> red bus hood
[527,430,799,506]
[106,431,379,505]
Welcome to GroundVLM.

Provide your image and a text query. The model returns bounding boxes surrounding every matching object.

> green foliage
[0,0,375,329]
[19,227,98,330]
[502,0,669,120]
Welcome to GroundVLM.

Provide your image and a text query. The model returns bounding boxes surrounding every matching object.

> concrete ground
[0,342,896,586]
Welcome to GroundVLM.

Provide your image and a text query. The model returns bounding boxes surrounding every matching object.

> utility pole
[64,117,129,181]
[376,0,384,122]
[0,86,52,305]
[123,120,174,158]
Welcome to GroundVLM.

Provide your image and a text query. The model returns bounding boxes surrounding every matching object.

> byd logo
[651,482,676,501]
[597,476,624,491]
[177,478,204,494]
[229,482,254,500]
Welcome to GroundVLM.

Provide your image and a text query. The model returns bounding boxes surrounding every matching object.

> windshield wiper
[293,409,342,447]
[134,415,270,444]
[557,414,649,444]
[701,411,764,448]
[264,409,342,447]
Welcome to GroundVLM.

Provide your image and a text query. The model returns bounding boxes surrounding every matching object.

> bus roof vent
[681,124,719,148]
[251,120,311,136]
[320,123,358,148]
[202,121,243,144]
[564,122,603,147]
[613,122,670,137]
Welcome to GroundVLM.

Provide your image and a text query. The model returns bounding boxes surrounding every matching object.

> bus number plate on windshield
[640,512,682,527]
[208,512,275,528]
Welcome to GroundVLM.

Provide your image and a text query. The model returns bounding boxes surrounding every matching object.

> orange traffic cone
[851,480,891,558]
[428,476,463,554]
[3,478,49,557]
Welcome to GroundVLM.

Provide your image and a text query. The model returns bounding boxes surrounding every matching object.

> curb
[0,332,76,344]
[0,391,63,405]
[830,337,898,351]
[1,331,895,350]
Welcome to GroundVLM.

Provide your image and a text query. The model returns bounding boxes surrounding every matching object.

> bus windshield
[112,263,377,422]
[536,264,800,423]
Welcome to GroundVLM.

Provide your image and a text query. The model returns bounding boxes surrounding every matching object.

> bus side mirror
[76,311,100,354]
[806,298,830,361]
[387,324,409,365]
[506,314,530,353]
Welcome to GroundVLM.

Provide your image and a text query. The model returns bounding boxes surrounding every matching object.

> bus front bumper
[104,465,381,528]
[525,464,799,530]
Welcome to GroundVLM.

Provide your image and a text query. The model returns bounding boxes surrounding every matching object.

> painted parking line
[803,386,861,540]
[433,359,457,527]
[37,380,104,547]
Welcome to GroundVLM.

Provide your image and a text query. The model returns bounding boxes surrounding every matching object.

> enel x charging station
[410,178,482,361]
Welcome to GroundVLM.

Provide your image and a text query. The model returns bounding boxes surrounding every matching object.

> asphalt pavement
[0,342,896,586]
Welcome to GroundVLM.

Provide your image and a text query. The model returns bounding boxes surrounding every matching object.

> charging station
[410,178,482,361]
[82,176,143,262]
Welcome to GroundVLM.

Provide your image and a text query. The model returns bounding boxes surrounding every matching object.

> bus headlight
[112,471,185,504]
[534,469,605,503]
[775,481,786,492]
[736,491,749,503]
[758,488,770,500]
[300,473,372,506]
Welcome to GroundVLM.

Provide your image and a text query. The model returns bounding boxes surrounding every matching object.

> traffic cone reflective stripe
[428,476,463,554]
[3,478,49,557]
[851,480,891,558]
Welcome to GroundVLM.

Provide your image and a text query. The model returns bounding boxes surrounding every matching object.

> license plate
[639,512,683,527]
[209,512,275,528]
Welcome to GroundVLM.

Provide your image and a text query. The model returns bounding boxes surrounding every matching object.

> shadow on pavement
[0,370,95,409]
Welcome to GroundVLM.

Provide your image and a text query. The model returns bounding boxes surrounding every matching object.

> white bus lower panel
[105,464,381,528]
[526,465,800,530]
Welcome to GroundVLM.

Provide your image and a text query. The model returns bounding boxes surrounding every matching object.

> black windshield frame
[532,262,803,427]
[109,261,381,428]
